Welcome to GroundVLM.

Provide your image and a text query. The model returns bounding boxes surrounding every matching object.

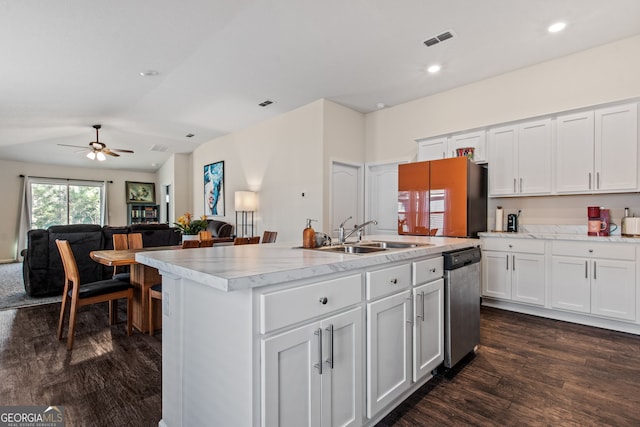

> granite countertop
[135,235,477,292]
[479,224,640,244]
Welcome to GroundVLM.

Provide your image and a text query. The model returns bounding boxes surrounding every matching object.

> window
[28,178,106,229]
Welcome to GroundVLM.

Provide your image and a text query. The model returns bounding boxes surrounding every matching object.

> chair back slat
[262,231,277,243]
[128,233,144,249]
[200,239,214,247]
[182,240,200,249]
[234,236,260,245]
[55,240,81,298]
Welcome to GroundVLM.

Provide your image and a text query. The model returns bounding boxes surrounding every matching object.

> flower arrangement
[174,212,208,235]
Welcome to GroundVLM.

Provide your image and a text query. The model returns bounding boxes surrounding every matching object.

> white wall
[0,159,157,261]
[191,100,325,243]
[157,153,192,225]
[365,35,640,163]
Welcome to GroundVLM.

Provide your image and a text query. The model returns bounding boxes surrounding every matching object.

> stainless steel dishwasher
[443,246,481,369]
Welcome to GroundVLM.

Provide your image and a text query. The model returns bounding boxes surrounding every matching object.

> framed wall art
[204,161,225,216]
[126,181,156,204]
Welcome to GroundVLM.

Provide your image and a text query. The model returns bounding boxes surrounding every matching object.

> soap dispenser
[303,219,317,248]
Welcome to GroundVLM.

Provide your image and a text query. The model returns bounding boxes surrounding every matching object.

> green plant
[174,212,208,235]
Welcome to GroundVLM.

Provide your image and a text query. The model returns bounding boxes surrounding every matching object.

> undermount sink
[358,240,434,249]
[317,245,387,254]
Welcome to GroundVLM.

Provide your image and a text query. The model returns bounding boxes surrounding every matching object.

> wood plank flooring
[1,303,639,426]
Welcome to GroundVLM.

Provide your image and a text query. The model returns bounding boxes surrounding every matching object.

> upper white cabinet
[448,130,487,163]
[416,130,486,163]
[417,137,447,161]
[556,103,638,194]
[488,119,552,197]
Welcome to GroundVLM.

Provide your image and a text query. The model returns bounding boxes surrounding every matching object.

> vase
[182,235,199,243]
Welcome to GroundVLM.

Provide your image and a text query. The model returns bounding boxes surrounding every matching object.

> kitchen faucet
[337,216,352,244]
[340,219,378,243]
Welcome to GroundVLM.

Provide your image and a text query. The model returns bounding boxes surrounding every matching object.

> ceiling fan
[58,124,134,161]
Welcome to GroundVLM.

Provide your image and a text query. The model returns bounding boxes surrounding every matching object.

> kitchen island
[136,236,477,427]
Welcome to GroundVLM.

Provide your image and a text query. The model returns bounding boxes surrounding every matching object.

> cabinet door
[511,253,545,306]
[488,126,517,196]
[448,130,486,163]
[555,111,594,193]
[320,308,363,427]
[551,256,590,313]
[417,137,447,161]
[482,250,512,299]
[262,322,322,427]
[591,259,636,321]
[366,290,411,418]
[518,119,551,195]
[595,103,638,192]
[413,279,444,381]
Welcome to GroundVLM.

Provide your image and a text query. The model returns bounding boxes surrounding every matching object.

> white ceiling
[1,0,639,172]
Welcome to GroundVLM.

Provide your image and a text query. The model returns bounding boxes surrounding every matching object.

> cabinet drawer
[481,238,544,254]
[551,241,635,260]
[413,257,443,285]
[366,263,411,300]
[260,274,362,333]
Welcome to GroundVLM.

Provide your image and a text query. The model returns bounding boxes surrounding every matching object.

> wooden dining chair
[199,239,215,247]
[56,239,134,350]
[128,232,144,249]
[182,240,201,249]
[112,234,131,282]
[148,284,162,337]
[234,236,260,245]
[199,230,213,241]
[262,231,277,243]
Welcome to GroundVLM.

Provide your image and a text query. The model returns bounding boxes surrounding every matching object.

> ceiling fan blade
[58,143,89,149]
[110,148,135,154]
[102,149,120,157]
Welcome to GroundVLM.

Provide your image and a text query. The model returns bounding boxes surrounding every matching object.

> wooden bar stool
[234,236,260,245]
[148,284,162,336]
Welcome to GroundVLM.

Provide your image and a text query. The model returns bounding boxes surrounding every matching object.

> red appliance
[398,157,487,237]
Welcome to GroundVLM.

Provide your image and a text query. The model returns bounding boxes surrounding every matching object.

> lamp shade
[235,191,257,211]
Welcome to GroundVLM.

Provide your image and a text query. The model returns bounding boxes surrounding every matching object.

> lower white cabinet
[412,279,444,381]
[262,307,363,427]
[366,290,412,418]
[481,239,545,306]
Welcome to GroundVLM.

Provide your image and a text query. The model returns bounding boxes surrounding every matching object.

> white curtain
[101,180,109,225]
[16,176,33,261]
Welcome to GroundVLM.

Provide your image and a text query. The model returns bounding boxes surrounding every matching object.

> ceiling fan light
[96,152,106,161]
[86,151,96,160]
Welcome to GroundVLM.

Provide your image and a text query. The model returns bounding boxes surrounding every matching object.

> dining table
[90,245,180,333]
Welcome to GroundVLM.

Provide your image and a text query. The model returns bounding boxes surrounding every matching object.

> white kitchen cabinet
[412,279,444,381]
[556,103,638,194]
[488,119,552,196]
[262,306,363,427]
[551,241,636,321]
[417,137,447,161]
[481,238,545,306]
[448,130,487,163]
[366,289,411,418]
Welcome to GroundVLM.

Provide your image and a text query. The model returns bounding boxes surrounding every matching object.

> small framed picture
[204,161,225,216]
[126,181,156,204]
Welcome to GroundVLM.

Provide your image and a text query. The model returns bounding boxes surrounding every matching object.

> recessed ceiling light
[376,103,386,110]
[548,22,566,33]
[427,64,441,74]
[139,70,159,77]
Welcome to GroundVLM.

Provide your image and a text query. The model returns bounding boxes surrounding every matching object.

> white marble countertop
[479,230,640,244]
[135,235,478,292]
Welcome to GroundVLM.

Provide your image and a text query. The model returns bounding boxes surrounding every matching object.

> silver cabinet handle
[314,328,323,375]
[585,261,588,279]
[588,172,592,190]
[513,178,516,193]
[416,291,425,321]
[593,261,597,279]
[512,255,515,271]
[442,151,446,159]
[506,254,509,270]
[325,324,334,370]
[596,172,600,189]
[319,297,328,305]
[520,178,523,193]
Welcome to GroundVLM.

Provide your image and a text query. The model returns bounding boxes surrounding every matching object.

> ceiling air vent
[423,30,455,47]
[150,144,168,152]
[258,100,274,107]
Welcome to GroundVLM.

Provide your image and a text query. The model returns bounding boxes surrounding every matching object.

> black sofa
[21,223,182,297]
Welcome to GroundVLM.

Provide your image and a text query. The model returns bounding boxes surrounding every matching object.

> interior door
[331,161,363,238]
[367,162,403,236]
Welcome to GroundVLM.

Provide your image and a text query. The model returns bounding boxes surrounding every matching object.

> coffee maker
[506,210,521,232]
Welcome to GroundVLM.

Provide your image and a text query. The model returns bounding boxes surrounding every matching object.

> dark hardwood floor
[378,307,640,427]
[1,302,639,426]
